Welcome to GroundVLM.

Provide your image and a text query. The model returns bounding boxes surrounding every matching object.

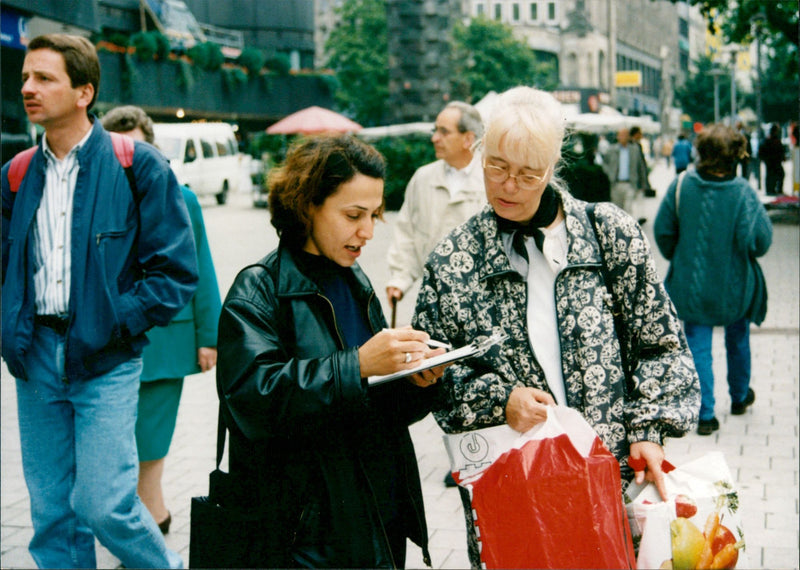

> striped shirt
[33,129,91,315]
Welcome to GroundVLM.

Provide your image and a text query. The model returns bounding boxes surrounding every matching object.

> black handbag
[747,258,768,326]
[189,406,270,568]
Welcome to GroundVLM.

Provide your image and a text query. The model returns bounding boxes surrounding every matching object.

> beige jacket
[386,156,486,294]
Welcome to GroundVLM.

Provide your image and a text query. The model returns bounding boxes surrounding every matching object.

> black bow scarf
[495,185,560,262]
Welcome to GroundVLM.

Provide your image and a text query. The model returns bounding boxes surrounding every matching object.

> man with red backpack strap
[1,34,197,569]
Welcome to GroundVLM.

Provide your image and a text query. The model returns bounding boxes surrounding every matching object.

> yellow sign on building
[615,70,642,88]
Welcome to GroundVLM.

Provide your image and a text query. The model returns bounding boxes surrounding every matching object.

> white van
[153,122,242,204]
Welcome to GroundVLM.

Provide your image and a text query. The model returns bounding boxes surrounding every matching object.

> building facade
[314,0,705,127]
[461,0,696,120]
[1,0,330,147]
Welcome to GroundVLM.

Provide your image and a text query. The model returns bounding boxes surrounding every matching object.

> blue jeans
[15,325,183,569]
[684,318,751,421]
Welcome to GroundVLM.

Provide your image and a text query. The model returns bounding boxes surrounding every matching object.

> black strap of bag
[207,404,242,507]
[586,203,634,390]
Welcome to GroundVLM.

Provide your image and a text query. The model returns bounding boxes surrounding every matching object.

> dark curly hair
[695,124,748,177]
[268,135,386,249]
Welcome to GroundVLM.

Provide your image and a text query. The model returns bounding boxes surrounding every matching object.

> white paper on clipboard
[367,333,508,386]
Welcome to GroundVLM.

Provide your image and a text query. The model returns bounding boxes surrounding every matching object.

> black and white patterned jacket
[412,190,699,476]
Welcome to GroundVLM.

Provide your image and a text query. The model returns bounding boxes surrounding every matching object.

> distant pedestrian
[102,105,222,537]
[655,124,772,436]
[759,123,787,195]
[1,34,196,568]
[660,135,674,167]
[602,127,649,224]
[735,121,752,180]
[630,125,655,197]
[672,132,693,174]
[386,101,486,309]
[750,130,762,189]
[562,139,610,203]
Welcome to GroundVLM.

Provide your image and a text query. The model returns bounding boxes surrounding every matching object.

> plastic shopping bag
[443,406,635,569]
[625,451,748,569]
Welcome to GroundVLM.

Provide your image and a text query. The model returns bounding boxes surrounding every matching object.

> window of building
[476,3,485,16]
[679,17,689,37]
[566,53,578,86]
[512,3,520,21]
[495,3,502,20]
[598,51,606,89]
[530,2,537,20]
[547,2,556,20]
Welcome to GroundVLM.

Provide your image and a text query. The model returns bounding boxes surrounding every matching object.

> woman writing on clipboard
[216,135,446,568]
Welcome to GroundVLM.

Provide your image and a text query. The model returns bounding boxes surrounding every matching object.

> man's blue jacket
[1,119,199,381]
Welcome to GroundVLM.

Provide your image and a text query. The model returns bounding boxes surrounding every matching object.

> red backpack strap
[109,131,140,204]
[109,132,134,168]
[8,147,37,193]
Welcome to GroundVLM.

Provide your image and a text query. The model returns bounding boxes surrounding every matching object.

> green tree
[324,0,388,126]
[668,0,798,125]
[668,0,798,49]
[759,46,799,123]
[674,54,734,124]
[451,17,557,102]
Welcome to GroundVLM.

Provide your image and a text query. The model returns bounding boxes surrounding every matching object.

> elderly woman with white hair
[412,86,699,567]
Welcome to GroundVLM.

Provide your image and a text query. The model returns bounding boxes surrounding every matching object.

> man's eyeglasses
[483,162,550,191]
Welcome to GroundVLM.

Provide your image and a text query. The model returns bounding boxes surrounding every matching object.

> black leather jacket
[217,245,432,568]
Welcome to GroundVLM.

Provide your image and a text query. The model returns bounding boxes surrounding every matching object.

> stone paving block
[740,465,795,486]
[766,511,800,531]
[0,547,34,569]
[771,455,800,475]
[439,547,472,569]
[428,528,471,561]
[762,547,800,570]
[0,525,31,547]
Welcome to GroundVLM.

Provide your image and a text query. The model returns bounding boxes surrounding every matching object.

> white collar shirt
[444,154,480,201]
[502,220,568,405]
[33,129,91,315]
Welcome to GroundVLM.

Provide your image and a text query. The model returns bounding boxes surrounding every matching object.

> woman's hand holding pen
[358,326,444,378]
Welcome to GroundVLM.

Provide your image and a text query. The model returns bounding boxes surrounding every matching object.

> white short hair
[483,87,565,170]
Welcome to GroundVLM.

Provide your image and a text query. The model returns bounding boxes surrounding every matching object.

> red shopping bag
[444,406,635,569]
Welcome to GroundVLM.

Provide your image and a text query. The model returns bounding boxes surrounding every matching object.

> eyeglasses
[483,162,550,190]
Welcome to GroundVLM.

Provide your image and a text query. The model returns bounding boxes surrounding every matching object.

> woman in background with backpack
[654,124,773,435]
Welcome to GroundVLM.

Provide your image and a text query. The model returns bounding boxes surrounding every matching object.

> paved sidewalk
[2,158,797,569]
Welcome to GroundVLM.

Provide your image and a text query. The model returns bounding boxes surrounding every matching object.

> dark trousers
[765,166,784,195]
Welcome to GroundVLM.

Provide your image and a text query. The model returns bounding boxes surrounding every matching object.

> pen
[426,338,452,350]
[381,328,452,350]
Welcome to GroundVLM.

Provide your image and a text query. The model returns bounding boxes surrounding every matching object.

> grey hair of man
[444,101,485,139]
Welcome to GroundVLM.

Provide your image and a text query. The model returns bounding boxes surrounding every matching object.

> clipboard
[367,332,508,386]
